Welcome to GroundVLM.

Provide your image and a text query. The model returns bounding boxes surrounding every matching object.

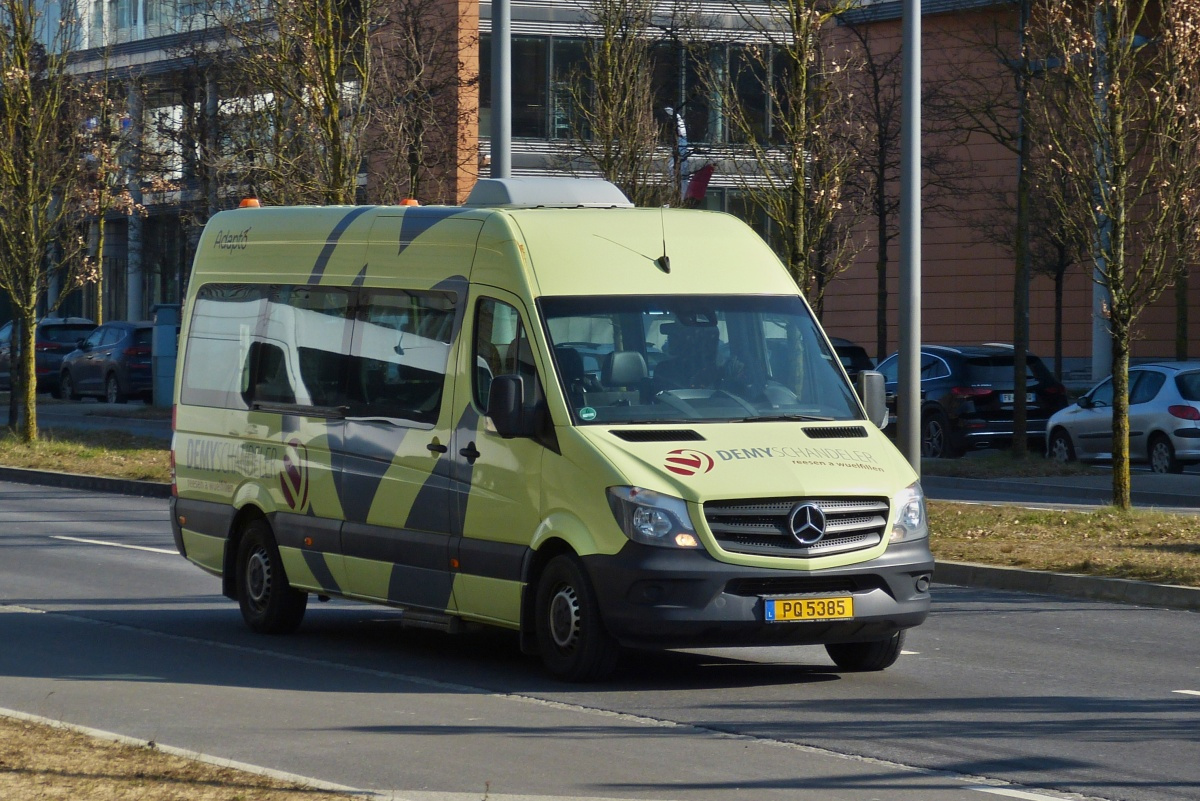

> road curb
[0,466,171,498]
[934,560,1200,611]
[0,706,399,800]
[1,465,1196,612]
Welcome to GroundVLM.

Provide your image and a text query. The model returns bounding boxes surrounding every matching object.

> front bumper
[582,539,934,649]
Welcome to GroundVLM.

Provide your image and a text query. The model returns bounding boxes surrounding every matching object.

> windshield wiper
[740,413,835,423]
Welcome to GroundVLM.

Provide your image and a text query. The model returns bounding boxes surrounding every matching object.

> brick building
[10,0,1195,380]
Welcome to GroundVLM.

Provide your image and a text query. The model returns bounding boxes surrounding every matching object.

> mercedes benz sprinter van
[170,178,933,681]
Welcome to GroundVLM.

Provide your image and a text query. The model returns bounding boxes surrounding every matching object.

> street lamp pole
[898,0,922,470]
[490,0,512,179]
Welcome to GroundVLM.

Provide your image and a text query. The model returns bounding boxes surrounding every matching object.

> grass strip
[930,502,1200,587]
[0,715,362,801]
[0,429,169,482]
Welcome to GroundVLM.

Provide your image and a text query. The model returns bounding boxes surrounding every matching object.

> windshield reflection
[539,295,862,425]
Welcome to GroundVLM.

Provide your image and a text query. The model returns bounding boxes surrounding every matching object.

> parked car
[1046,361,1200,473]
[0,317,97,396]
[59,321,155,403]
[830,337,874,383]
[876,343,1068,458]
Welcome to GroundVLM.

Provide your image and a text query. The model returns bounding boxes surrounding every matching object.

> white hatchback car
[1046,362,1200,473]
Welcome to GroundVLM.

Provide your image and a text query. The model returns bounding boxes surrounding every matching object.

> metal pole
[898,0,922,471]
[490,0,512,178]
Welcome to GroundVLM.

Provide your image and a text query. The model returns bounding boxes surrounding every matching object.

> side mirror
[1077,395,1093,409]
[78,339,91,351]
[857,370,889,429]
[488,374,534,438]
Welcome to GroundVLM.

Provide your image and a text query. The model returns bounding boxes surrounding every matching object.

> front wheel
[1048,428,1076,463]
[60,371,80,401]
[1149,434,1183,474]
[235,520,307,634]
[825,630,905,672]
[534,555,619,682]
[105,373,125,404]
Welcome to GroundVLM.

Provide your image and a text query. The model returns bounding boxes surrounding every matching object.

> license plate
[1001,392,1036,404]
[764,596,854,622]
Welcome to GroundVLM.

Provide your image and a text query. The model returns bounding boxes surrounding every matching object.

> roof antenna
[655,206,671,273]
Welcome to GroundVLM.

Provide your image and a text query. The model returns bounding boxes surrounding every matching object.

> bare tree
[717,0,866,317]
[557,0,669,206]
[78,75,146,325]
[923,3,1054,456]
[218,0,377,205]
[0,0,93,440]
[365,0,478,204]
[1032,0,1200,507]
[840,22,902,361]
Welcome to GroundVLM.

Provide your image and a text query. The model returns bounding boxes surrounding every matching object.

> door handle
[459,442,480,463]
[427,441,448,454]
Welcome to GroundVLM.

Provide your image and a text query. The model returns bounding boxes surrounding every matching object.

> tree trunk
[1109,327,1130,510]
[18,309,37,443]
[1176,266,1188,361]
[1054,268,1064,380]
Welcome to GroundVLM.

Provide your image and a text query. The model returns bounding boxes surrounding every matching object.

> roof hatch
[463,177,634,209]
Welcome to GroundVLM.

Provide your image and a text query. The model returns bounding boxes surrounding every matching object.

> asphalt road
[1,481,1198,801]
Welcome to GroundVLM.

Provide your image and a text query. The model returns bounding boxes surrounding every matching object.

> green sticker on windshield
[579,406,597,421]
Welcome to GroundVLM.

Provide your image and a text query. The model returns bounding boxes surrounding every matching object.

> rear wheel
[534,554,619,682]
[105,373,125,404]
[1149,434,1183,474]
[825,630,905,672]
[921,411,955,458]
[1048,428,1076,463]
[235,519,307,634]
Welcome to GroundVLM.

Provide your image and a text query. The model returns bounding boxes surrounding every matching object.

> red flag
[684,163,715,201]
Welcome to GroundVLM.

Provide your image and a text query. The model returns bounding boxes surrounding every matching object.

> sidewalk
[923,470,1200,510]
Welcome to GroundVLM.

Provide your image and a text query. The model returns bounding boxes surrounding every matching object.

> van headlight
[890,481,929,542]
[607,487,702,549]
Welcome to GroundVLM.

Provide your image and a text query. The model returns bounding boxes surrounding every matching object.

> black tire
[235,519,307,634]
[921,411,955,459]
[825,630,906,672]
[1048,428,1076,463]
[105,373,125,404]
[60,371,80,401]
[1149,434,1183,474]
[534,554,620,682]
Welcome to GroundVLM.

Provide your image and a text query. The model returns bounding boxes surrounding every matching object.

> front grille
[704,496,888,558]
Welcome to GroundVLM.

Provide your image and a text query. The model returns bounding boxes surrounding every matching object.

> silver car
[1046,362,1200,473]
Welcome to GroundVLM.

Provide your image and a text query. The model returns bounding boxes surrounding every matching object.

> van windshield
[539,295,862,425]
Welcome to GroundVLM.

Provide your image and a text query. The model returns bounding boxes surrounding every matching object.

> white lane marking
[50,535,176,555]
[901,650,920,655]
[968,787,1074,801]
[1173,690,1200,697]
[10,608,1117,801]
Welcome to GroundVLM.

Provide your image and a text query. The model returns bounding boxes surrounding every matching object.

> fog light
[915,575,931,593]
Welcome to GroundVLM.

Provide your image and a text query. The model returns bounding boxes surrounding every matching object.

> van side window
[346,289,457,424]
[180,284,267,410]
[258,286,353,408]
[473,298,544,412]
[248,341,296,404]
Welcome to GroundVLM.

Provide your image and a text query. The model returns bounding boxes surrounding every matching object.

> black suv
[0,317,97,396]
[830,337,874,383]
[876,344,1068,458]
